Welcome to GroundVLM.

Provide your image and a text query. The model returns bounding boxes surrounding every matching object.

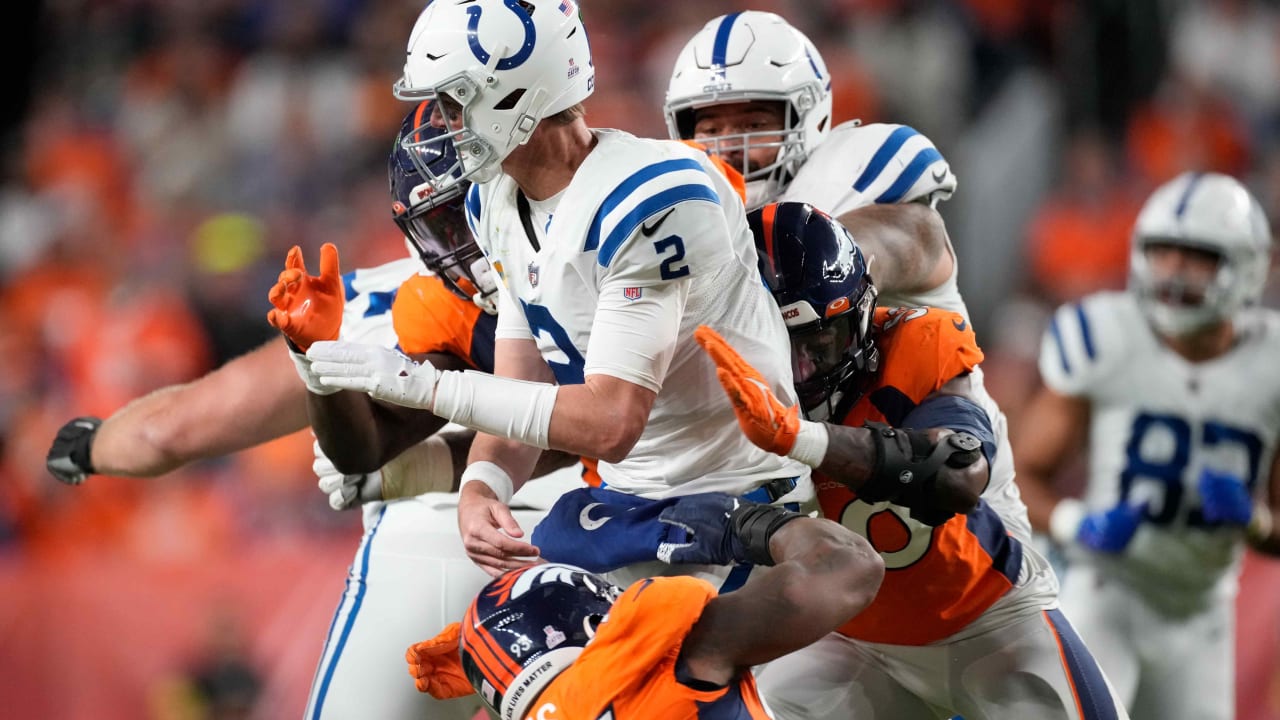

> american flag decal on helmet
[623,287,642,301]
[558,0,575,17]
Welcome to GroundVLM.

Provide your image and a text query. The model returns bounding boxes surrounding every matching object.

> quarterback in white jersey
[306,0,809,579]
[1017,172,1280,720]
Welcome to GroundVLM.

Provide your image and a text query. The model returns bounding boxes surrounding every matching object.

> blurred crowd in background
[1,0,1279,718]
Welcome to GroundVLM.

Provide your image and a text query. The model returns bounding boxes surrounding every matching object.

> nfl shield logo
[528,263,539,288]
[623,287,642,301]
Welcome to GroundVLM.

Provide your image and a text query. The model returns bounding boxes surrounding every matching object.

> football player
[405,498,884,720]
[664,11,960,316]
[1015,172,1280,720]
[45,105,580,720]
[699,203,1128,718]
[305,0,810,584]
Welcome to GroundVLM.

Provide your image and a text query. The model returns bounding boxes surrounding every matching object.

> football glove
[267,243,344,352]
[695,325,799,455]
[658,492,804,566]
[312,440,382,511]
[1077,501,1148,554]
[308,341,441,410]
[46,416,102,485]
[1198,468,1254,526]
[406,622,474,699]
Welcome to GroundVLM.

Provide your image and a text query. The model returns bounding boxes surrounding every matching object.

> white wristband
[1049,498,1087,547]
[1247,501,1273,544]
[379,435,455,501]
[432,370,558,450]
[461,461,514,504]
[288,349,340,395]
[787,420,830,467]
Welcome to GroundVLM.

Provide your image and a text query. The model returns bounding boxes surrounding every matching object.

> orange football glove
[405,622,474,699]
[694,325,800,455]
[266,243,344,351]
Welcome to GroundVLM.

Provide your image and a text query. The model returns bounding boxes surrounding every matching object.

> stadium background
[1,0,1278,717]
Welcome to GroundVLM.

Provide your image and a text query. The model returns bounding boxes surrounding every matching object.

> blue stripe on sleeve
[711,12,742,68]
[1049,315,1071,376]
[874,147,944,203]
[342,271,357,302]
[597,184,721,267]
[465,183,482,233]
[852,126,919,193]
[1074,303,1096,360]
[585,158,708,252]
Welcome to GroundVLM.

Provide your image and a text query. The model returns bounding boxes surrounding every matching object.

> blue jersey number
[1119,412,1264,527]
[521,301,585,385]
[654,235,689,280]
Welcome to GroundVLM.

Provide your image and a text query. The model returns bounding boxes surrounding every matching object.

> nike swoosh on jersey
[579,503,612,530]
[953,318,967,332]
[931,167,948,183]
[639,208,676,237]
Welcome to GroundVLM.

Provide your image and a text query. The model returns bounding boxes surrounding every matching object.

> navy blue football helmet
[749,202,879,420]
[460,563,622,720]
[389,101,498,313]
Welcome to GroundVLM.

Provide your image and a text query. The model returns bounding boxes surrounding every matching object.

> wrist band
[1049,498,1086,547]
[787,419,829,467]
[461,461,514,504]
[1247,501,1273,544]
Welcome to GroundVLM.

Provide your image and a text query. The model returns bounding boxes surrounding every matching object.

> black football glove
[46,416,102,485]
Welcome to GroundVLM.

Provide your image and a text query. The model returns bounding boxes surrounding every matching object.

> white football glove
[308,340,441,409]
[313,440,383,510]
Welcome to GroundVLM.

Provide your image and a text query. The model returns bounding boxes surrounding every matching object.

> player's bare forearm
[311,351,467,473]
[681,518,883,683]
[1010,387,1090,532]
[547,375,656,463]
[465,432,544,493]
[1248,454,1280,556]
[433,429,579,491]
[91,338,310,477]
[836,203,952,296]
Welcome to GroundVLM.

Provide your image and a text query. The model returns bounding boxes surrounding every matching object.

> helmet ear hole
[494,90,527,111]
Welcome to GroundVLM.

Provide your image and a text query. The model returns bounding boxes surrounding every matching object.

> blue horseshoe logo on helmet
[466,0,536,70]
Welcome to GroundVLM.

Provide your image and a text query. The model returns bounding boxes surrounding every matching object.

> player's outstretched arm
[836,202,953,297]
[47,337,311,483]
[678,515,884,686]
[1246,450,1280,556]
[1009,384,1091,537]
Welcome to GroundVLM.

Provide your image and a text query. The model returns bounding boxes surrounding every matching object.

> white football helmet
[664,11,833,209]
[1129,171,1272,336]
[393,0,594,189]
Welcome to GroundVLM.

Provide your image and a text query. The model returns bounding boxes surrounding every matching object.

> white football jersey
[781,121,965,318]
[1040,291,1280,610]
[466,130,810,499]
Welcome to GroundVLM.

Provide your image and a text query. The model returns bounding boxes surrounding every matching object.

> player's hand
[406,622,474,699]
[695,325,800,455]
[313,440,383,510]
[457,480,540,577]
[307,341,441,410]
[46,416,103,485]
[267,243,344,352]
[1077,501,1148,553]
[657,492,749,566]
[1198,468,1254,526]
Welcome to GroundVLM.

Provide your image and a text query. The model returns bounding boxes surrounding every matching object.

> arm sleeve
[902,394,997,465]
